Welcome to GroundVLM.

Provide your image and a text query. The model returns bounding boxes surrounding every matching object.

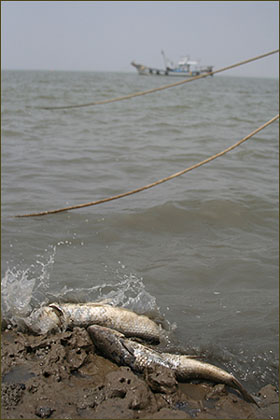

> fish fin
[110,329,125,338]
[49,304,64,318]
[121,340,136,357]
[96,298,114,305]
[82,301,112,307]
[184,355,201,359]
[231,377,259,406]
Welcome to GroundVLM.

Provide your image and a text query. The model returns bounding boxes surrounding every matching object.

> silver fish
[25,302,161,342]
[24,306,62,335]
[87,325,257,405]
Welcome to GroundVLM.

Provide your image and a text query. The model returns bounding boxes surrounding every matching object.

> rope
[15,114,279,218]
[40,49,279,110]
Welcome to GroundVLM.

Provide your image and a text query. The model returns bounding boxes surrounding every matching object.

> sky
[1,1,279,78]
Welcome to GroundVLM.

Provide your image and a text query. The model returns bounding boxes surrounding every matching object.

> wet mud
[1,327,279,419]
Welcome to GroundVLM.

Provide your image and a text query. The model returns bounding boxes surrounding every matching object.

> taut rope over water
[40,49,279,110]
[15,114,279,218]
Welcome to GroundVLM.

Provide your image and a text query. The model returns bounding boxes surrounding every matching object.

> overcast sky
[1,1,279,78]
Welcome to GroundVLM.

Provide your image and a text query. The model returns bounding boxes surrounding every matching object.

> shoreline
[1,326,279,419]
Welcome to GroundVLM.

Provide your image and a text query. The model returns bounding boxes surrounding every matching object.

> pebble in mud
[35,406,54,418]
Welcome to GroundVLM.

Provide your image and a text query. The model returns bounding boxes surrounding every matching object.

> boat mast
[161,50,168,69]
[161,50,175,70]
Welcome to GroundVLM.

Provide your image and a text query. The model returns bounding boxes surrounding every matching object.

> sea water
[1,69,279,392]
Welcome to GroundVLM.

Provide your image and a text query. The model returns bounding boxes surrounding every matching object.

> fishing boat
[131,50,213,77]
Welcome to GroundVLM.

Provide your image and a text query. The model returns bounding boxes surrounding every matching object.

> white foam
[1,246,56,326]
[2,253,164,331]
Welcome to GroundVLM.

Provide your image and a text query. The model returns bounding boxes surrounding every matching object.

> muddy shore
[1,326,279,419]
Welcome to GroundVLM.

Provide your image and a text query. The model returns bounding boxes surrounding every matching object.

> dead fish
[87,325,258,405]
[25,302,161,342]
[24,306,61,335]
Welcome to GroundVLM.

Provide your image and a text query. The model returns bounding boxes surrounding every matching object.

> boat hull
[131,61,213,77]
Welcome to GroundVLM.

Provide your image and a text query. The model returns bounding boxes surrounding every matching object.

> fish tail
[231,377,259,406]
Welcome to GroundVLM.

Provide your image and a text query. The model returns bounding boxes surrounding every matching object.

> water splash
[1,246,56,327]
[1,255,162,329]
[49,263,161,320]
[1,267,36,320]
[97,273,159,315]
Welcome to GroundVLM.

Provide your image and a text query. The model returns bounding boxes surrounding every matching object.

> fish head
[24,306,61,335]
[87,325,136,367]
